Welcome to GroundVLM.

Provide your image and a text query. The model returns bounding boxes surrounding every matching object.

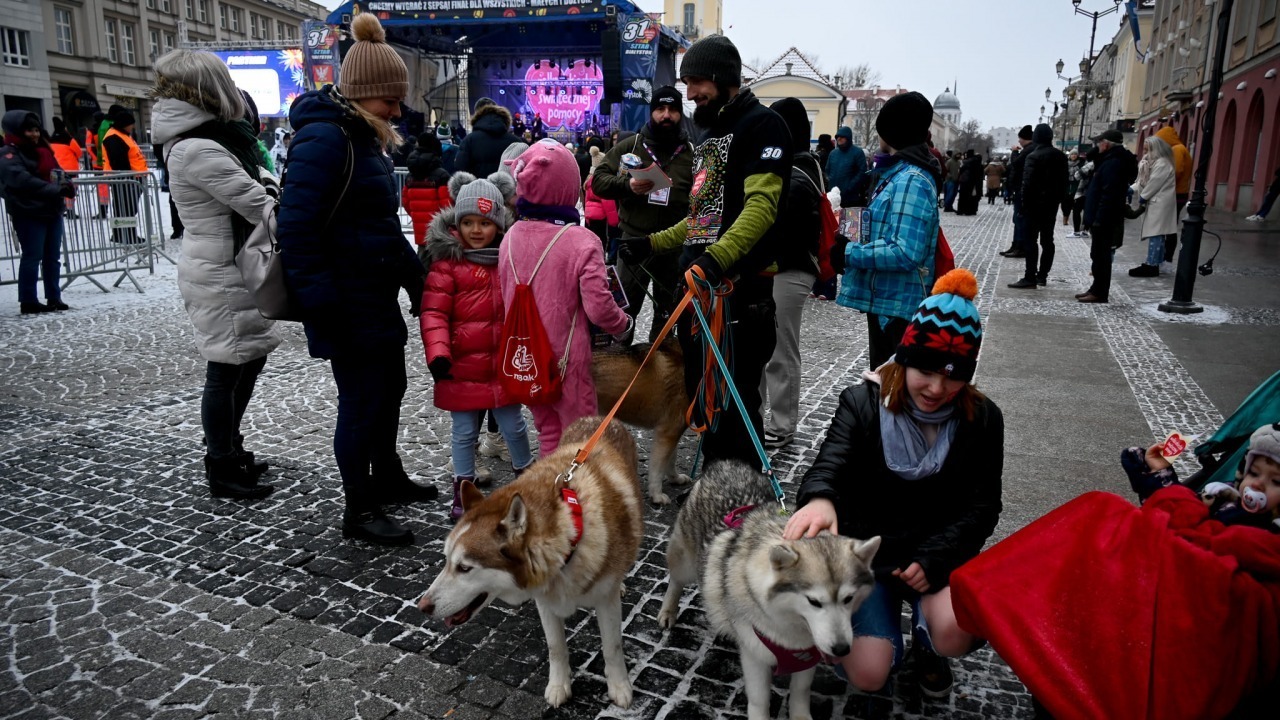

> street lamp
[1069,0,1122,147]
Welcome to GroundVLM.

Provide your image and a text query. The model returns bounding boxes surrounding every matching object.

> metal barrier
[1,171,168,294]
[394,167,412,233]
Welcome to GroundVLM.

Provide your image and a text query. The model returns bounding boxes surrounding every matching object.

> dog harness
[561,487,584,548]
[722,505,838,675]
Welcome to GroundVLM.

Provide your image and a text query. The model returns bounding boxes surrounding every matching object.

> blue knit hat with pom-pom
[895,268,983,382]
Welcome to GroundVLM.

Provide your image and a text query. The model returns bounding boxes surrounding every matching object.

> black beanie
[679,34,742,87]
[651,85,682,111]
[113,109,136,128]
[1018,124,1033,140]
[769,97,809,150]
[875,91,933,150]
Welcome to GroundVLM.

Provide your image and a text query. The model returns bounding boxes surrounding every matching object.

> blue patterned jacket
[837,159,939,321]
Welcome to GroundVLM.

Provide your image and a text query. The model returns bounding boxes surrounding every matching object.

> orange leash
[683,266,732,434]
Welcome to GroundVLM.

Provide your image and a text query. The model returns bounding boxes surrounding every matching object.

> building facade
[0,1,55,124]
[36,0,326,142]
[988,126,1021,154]
[840,86,909,153]
[1135,0,1279,211]
[746,48,845,145]
[664,0,721,41]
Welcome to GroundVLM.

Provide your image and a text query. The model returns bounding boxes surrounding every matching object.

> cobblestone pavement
[3,204,1278,720]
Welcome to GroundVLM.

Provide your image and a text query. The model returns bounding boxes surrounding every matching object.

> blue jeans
[450,405,532,477]
[329,345,408,508]
[943,181,957,209]
[849,581,933,670]
[1144,235,1165,266]
[12,215,64,305]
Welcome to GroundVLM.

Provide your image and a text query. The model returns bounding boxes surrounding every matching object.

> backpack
[499,225,580,406]
[794,166,840,282]
[233,123,352,321]
[935,227,956,280]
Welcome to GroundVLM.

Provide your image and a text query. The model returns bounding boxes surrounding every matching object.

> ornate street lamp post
[1070,0,1122,147]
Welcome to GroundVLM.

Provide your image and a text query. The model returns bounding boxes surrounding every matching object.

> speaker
[601,29,622,105]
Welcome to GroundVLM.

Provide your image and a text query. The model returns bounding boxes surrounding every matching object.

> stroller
[950,370,1280,720]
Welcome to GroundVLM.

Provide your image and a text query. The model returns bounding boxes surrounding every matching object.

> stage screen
[471,57,606,134]
[213,49,306,118]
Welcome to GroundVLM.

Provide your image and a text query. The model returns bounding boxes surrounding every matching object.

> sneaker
[445,459,492,487]
[1245,214,1264,222]
[1007,277,1038,289]
[913,646,954,699]
[478,431,510,461]
[763,431,793,450]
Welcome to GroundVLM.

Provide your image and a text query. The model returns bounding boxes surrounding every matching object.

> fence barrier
[1,171,168,294]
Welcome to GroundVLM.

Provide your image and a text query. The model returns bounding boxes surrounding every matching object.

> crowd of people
[3,12,1277,713]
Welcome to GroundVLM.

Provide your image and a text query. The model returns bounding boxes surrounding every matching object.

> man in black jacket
[762,97,822,451]
[592,86,693,342]
[454,97,522,177]
[618,34,792,465]
[1078,129,1138,303]
[999,125,1034,257]
[1009,124,1068,288]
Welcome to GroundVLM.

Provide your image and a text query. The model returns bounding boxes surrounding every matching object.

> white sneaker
[1160,261,1175,275]
[445,458,491,481]
[1245,214,1264,222]
[478,431,510,460]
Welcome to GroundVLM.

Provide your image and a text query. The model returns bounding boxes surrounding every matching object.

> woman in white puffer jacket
[1126,135,1178,277]
[150,49,280,500]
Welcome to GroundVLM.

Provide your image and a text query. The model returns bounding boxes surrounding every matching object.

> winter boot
[373,455,439,504]
[446,458,492,487]
[342,505,413,546]
[233,434,269,478]
[204,455,273,500]
[450,476,474,522]
[478,431,510,461]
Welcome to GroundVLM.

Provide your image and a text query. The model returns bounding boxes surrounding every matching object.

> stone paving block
[23,662,76,694]
[355,695,398,720]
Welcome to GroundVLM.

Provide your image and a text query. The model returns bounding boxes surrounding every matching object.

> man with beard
[829,92,942,369]
[592,86,694,342]
[618,34,791,466]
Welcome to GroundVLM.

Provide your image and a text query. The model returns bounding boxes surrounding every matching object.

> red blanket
[951,488,1280,720]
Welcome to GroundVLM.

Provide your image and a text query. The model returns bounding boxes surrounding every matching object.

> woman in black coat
[277,14,436,546]
[785,270,1003,700]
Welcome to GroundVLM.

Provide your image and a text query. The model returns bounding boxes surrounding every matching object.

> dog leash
[682,266,786,514]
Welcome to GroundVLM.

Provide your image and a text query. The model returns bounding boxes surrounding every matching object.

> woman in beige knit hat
[277,12,437,546]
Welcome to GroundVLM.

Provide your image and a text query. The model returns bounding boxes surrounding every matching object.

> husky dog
[417,417,644,709]
[592,339,691,505]
[659,461,880,720]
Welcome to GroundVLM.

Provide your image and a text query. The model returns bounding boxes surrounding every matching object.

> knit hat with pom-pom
[448,171,515,232]
[339,13,408,100]
[895,268,983,382]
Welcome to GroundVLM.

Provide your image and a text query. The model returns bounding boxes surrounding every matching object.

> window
[149,29,159,59]
[249,13,259,39]
[231,9,241,33]
[1263,0,1278,23]
[104,18,118,63]
[198,0,209,23]
[219,5,227,29]
[277,20,284,41]
[55,8,74,54]
[185,0,194,20]
[122,23,136,65]
[683,3,694,29]
[1,27,30,67]
[147,0,156,9]
[163,32,175,53]
[162,0,172,11]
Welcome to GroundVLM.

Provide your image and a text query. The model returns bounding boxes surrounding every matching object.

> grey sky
[319,0,1137,132]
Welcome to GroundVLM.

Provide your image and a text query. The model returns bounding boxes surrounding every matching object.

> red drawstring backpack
[499,225,579,406]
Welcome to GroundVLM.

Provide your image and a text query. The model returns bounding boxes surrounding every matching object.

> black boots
[374,456,439,505]
[342,506,413,546]
[20,303,52,314]
[204,455,273,500]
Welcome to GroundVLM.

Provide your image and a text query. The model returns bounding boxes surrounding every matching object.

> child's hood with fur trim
[423,170,515,264]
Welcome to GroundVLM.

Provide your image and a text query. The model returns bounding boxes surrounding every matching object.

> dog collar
[722,504,757,529]
[754,630,836,676]
[561,487,584,550]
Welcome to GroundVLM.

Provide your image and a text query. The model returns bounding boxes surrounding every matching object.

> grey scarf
[463,247,499,266]
[879,395,958,480]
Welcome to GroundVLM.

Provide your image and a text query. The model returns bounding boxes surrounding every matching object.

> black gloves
[407,275,424,317]
[427,357,453,382]
[830,234,850,275]
[58,183,76,199]
[688,253,723,287]
[618,235,653,264]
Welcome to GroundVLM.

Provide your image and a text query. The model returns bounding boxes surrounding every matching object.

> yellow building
[664,0,722,39]
[745,48,846,146]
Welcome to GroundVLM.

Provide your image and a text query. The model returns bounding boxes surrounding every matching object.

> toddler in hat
[419,172,533,520]
[1123,423,1280,532]
[499,139,631,453]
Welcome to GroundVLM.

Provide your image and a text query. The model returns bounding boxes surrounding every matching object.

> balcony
[681,25,700,39]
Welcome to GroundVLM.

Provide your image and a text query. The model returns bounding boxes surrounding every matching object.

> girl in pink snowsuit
[499,139,631,453]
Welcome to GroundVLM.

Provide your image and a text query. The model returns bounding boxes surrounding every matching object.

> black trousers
[618,249,682,343]
[867,314,909,370]
[1087,222,1125,300]
[202,356,267,459]
[679,273,775,466]
[330,345,408,509]
[1023,210,1057,280]
[1071,199,1084,233]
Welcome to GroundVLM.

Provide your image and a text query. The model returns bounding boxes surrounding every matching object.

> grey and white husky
[658,461,880,720]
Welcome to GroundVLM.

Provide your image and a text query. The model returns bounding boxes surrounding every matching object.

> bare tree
[829,63,882,90]
[952,118,996,158]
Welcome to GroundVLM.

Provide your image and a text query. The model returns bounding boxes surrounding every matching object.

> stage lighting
[535,60,541,69]
[584,59,592,67]
[499,89,506,95]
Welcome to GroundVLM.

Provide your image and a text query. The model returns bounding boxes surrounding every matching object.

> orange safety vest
[102,127,147,172]
[51,139,82,172]
[85,129,100,169]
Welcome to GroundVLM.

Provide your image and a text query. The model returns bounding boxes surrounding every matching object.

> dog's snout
[416,595,434,615]
[829,642,850,658]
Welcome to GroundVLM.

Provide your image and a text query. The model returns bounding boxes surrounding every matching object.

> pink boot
[450,476,473,522]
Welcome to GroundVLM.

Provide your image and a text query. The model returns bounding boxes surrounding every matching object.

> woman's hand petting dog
[893,562,930,593]
[783,498,839,539]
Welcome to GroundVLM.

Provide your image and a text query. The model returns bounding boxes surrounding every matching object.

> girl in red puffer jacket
[402,131,453,246]
[419,172,533,520]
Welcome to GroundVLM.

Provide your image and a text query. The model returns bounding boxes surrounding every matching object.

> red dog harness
[723,505,839,676]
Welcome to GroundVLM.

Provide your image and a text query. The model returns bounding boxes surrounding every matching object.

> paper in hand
[625,162,673,192]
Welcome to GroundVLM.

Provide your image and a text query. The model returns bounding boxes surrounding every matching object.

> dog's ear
[460,480,486,512]
[500,493,528,540]
[852,536,881,565]
[769,544,800,570]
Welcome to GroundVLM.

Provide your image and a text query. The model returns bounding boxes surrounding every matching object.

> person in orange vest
[49,117,83,219]
[86,111,111,217]
[101,109,148,244]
